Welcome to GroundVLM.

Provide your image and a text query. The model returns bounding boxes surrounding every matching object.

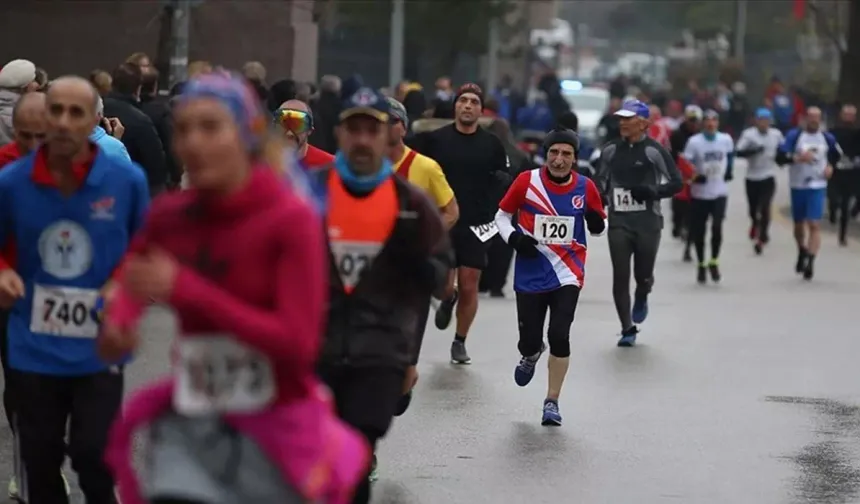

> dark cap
[339,86,390,122]
[543,128,580,154]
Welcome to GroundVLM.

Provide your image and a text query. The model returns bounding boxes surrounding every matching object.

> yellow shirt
[394,147,455,208]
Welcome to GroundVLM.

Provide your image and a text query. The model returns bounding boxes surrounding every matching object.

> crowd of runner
[0,52,857,504]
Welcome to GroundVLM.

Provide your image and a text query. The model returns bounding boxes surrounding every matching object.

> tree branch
[808,0,848,54]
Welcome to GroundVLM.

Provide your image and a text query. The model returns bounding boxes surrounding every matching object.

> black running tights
[689,197,728,263]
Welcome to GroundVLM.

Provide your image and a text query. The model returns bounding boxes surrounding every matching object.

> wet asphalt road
[2,168,860,503]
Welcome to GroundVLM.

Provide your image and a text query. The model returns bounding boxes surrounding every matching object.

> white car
[560,81,609,142]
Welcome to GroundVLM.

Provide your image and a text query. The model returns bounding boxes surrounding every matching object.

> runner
[593,99,682,347]
[274,99,335,170]
[0,76,148,504]
[683,109,735,284]
[0,90,50,503]
[99,71,369,504]
[411,83,510,364]
[495,128,605,425]
[669,106,702,244]
[314,87,452,504]
[828,104,859,246]
[735,108,784,255]
[777,106,841,279]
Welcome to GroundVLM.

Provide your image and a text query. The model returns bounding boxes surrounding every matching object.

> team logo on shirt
[90,196,116,220]
[38,220,94,280]
[571,195,584,209]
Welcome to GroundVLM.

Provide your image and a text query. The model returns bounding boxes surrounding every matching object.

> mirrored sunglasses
[275,108,312,134]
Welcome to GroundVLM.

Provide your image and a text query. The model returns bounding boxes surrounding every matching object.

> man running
[593,99,682,347]
[777,106,841,279]
[274,99,335,169]
[495,128,605,426]
[411,83,510,364]
[683,109,735,284]
[829,104,859,246]
[315,87,452,504]
[0,76,149,504]
[735,108,784,255]
[669,105,703,253]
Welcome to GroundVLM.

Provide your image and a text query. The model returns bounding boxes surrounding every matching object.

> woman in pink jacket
[98,71,368,504]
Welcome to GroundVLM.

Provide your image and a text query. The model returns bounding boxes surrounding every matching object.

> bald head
[805,106,822,131]
[12,91,46,125]
[279,99,309,113]
[48,76,99,113]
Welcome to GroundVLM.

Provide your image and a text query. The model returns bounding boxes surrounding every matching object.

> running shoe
[541,399,562,426]
[434,289,458,330]
[368,453,379,482]
[795,249,808,274]
[748,224,757,240]
[697,265,707,284]
[803,260,814,280]
[450,340,471,364]
[617,326,639,347]
[394,389,412,417]
[754,242,763,255]
[514,343,546,387]
[708,259,721,283]
[631,296,649,324]
[8,477,19,502]
[682,248,693,263]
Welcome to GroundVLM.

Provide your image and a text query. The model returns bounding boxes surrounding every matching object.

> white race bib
[30,284,99,338]
[330,240,382,290]
[613,188,646,212]
[702,160,724,177]
[470,221,499,242]
[174,336,276,415]
[534,214,574,245]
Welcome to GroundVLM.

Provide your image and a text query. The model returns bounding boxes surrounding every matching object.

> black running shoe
[434,289,458,330]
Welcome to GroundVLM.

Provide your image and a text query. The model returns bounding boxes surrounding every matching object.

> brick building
[0,0,319,83]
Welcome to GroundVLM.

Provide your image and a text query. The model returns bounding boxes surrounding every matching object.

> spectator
[295,82,312,104]
[34,68,49,91]
[491,74,524,127]
[0,59,39,145]
[765,77,796,132]
[90,96,131,161]
[537,72,571,121]
[516,91,554,132]
[140,68,180,188]
[126,51,154,75]
[187,60,212,78]
[90,69,112,96]
[267,79,296,112]
[727,81,751,137]
[104,62,167,194]
[597,96,623,144]
[308,74,340,154]
[402,87,428,127]
[483,97,499,118]
[432,76,455,118]
[0,91,46,164]
[242,60,268,104]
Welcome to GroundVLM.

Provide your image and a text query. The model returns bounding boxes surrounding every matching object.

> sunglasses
[274,108,312,134]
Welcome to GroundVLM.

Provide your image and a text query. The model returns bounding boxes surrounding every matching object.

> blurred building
[0,0,319,82]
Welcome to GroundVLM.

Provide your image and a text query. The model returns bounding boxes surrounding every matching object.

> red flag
[793,0,806,20]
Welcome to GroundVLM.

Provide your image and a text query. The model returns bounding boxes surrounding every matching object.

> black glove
[629,185,658,203]
[508,231,539,258]
[692,174,707,184]
[585,210,605,235]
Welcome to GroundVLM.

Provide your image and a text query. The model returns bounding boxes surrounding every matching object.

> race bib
[174,336,276,415]
[613,188,646,212]
[30,284,99,338]
[330,240,382,291]
[470,221,499,242]
[534,214,574,245]
[702,160,724,177]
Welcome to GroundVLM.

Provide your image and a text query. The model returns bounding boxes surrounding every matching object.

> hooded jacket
[0,89,21,146]
[90,125,131,162]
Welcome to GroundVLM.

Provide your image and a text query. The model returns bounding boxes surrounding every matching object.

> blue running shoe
[541,399,562,426]
[631,297,648,324]
[514,343,546,387]
[617,326,639,347]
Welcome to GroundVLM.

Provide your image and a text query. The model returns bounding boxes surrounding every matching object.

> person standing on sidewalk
[828,104,859,246]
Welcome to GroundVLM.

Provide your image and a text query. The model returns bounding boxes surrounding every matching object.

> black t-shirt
[412,124,510,226]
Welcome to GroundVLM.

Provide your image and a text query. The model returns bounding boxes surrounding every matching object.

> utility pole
[389,0,405,89]
[170,0,191,87]
[487,18,500,91]
[733,0,748,61]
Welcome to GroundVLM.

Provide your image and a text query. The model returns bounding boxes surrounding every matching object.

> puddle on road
[766,396,860,503]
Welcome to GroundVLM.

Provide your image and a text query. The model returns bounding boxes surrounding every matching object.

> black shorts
[450,224,491,270]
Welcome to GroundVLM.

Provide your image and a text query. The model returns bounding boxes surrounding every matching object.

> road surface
[2,174,859,504]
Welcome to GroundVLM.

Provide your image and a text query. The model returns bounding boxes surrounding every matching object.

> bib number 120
[541,221,567,240]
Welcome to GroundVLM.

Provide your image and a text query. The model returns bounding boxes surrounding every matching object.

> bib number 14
[613,188,646,212]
